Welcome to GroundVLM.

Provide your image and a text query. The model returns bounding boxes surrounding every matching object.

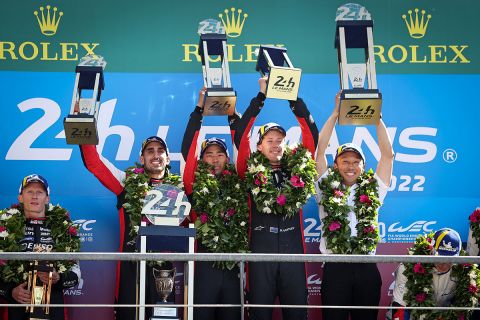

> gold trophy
[26,259,54,320]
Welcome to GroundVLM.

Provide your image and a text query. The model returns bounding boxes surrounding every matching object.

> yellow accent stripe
[435,230,450,251]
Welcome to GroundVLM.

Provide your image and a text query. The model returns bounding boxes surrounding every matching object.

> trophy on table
[64,54,106,144]
[197,19,236,116]
[26,248,54,320]
[335,3,382,125]
[255,45,302,101]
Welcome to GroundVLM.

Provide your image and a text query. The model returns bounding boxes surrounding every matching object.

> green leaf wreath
[318,167,381,254]
[245,144,316,218]
[0,204,80,284]
[193,161,249,270]
[403,233,480,320]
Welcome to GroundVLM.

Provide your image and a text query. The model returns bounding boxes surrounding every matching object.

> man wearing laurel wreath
[315,93,394,320]
[234,77,319,320]
[0,174,81,320]
[181,88,248,320]
[80,137,181,320]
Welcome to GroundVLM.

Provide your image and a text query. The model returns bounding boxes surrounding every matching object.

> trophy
[151,268,177,319]
[197,19,237,116]
[335,3,381,125]
[256,45,302,101]
[64,54,106,144]
[26,260,54,320]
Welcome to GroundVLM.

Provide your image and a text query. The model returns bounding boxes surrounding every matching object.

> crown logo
[402,8,431,39]
[218,7,248,38]
[34,5,63,36]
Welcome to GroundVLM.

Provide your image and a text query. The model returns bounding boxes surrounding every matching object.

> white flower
[201,187,209,194]
[7,208,19,215]
[332,198,342,204]
[0,230,8,238]
[252,187,260,195]
[256,165,266,172]
[299,163,306,170]
[471,279,477,286]
[235,184,240,189]
[423,287,430,293]
[470,270,478,279]
[65,246,71,252]
[213,236,219,242]
[471,296,478,305]
[58,264,67,273]
[49,203,54,211]
[330,181,340,189]
[0,214,9,221]
[361,179,369,186]
[296,202,302,208]
[17,264,24,273]
[262,207,272,214]
[263,200,272,206]
[63,220,68,225]
[240,221,246,227]
[134,226,139,233]
[226,197,231,201]
[208,202,214,208]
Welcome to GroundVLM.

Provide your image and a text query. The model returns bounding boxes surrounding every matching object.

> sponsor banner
[0,1,477,73]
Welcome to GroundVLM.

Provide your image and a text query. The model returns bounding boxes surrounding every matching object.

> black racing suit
[181,106,242,320]
[233,93,319,320]
[0,218,80,320]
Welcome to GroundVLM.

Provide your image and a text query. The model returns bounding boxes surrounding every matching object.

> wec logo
[73,219,96,231]
[307,274,322,285]
[388,220,437,233]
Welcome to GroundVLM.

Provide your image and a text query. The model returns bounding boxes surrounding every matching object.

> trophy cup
[197,19,237,116]
[151,268,177,319]
[256,45,302,101]
[26,260,54,320]
[335,3,381,125]
[64,54,106,144]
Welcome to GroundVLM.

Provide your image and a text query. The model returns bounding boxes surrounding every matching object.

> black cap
[140,136,168,155]
[200,138,229,159]
[19,174,50,195]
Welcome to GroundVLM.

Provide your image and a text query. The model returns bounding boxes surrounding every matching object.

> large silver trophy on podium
[256,45,302,101]
[137,184,194,320]
[335,3,381,125]
[64,54,106,144]
[197,19,236,116]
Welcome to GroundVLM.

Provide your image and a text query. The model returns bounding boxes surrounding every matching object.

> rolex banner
[0,1,478,320]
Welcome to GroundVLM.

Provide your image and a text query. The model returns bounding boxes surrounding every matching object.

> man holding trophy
[234,73,319,320]
[0,174,81,320]
[181,88,248,320]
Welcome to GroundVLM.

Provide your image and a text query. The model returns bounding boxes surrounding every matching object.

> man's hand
[37,270,60,285]
[196,87,206,110]
[259,76,268,95]
[12,282,31,304]
[333,90,342,117]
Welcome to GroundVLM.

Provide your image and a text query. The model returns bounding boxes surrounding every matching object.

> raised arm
[375,118,394,187]
[289,98,319,156]
[233,78,267,178]
[316,92,340,177]
[80,145,125,195]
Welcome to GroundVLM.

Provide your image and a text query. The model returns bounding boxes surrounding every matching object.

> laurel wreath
[403,233,480,320]
[245,145,316,218]
[192,161,249,270]
[318,168,381,254]
[0,204,80,284]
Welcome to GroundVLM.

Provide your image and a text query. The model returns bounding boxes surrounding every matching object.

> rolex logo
[402,8,431,39]
[218,7,248,38]
[34,5,63,36]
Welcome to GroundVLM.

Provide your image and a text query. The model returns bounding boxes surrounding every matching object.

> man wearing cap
[0,174,81,320]
[391,228,467,320]
[315,93,394,320]
[80,136,179,320]
[233,78,319,320]
[181,88,247,320]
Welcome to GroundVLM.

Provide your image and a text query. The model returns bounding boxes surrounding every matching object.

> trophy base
[64,115,99,145]
[29,310,50,320]
[203,90,237,116]
[266,66,302,101]
[338,89,382,125]
[151,302,178,320]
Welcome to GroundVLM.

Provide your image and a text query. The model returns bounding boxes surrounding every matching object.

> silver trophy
[151,268,177,319]
[256,45,302,101]
[197,19,236,116]
[335,3,381,125]
[64,54,106,144]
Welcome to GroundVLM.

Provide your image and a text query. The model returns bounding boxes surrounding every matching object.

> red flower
[459,313,465,320]
[0,260,6,266]
[200,213,208,224]
[415,293,426,302]
[363,225,375,234]
[133,167,144,174]
[226,208,236,216]
[222,170,232,176]
[426,237,432,243]
[290,175,305,188]
[0,226,6,232]
[413,263,425,274]
[68,226,77,236]
[65,211,71,219]
[359,194,372,205]
[167,189,178,199]
[328,221,341,232]
[11,203,20,209]
[334,190,344,198]
[469,284,478,294]
[255,172,267,186]
[470,208,480,223]
[276,194,286,206]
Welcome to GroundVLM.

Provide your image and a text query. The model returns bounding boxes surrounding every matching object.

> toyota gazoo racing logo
[307,273,322,296]
[73,219,96,242]
[379,220,437,243]
[63,277,84,296]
